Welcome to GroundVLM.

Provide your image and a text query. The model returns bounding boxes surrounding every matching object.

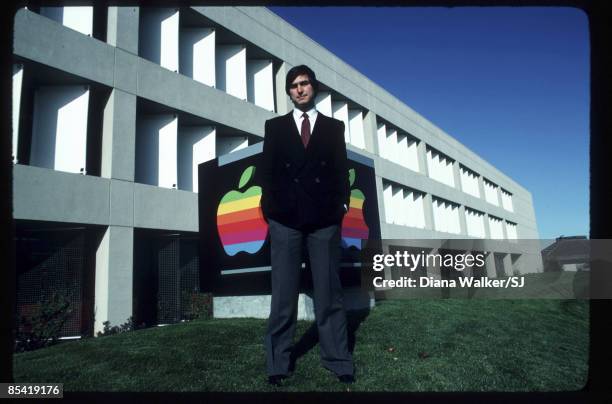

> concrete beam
[14,8,114,87]
[110,179,134,227]
[133,183,198,231]
[13,164,110,225]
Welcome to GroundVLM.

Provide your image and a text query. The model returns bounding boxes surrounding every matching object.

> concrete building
[12,6,540,337]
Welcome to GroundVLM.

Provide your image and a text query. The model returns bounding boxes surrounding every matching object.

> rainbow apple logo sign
[216,166,268,256]
[341,168,369,249]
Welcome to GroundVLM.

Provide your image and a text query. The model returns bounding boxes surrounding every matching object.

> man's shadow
[289,303,370,371]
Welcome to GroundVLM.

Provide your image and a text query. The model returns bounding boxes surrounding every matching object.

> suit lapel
[282,111,328,167]
[283,113,306,165]
[305,112,327,157]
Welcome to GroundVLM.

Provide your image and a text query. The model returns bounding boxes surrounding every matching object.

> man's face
[288,74,315,109]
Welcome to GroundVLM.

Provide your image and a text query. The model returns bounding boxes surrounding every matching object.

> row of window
[382,181,518,239]
[377,117,514,212]
[11,66,255,190]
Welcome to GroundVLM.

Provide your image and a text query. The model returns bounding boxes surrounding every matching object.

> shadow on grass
[289,308,370,371]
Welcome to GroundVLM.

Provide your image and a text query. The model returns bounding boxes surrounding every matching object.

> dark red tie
[301,112,311,148]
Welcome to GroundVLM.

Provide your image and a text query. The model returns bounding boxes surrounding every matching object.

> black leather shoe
[337,374,355,384]
[268,375,288,386]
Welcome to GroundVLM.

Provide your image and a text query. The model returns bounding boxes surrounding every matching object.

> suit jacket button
[285,162,291,168]
[321,161,326,166]
[294,178,299,183]
[315,177,320,183]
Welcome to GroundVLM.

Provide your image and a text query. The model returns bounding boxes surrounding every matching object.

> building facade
[12,6,540,337]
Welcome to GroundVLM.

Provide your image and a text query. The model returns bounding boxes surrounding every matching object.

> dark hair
[285,65,319,95]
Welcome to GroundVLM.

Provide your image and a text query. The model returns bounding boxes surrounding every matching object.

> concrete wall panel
[13,164,110,224]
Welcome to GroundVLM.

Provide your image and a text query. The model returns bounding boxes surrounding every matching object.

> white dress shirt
[292,107,318,133]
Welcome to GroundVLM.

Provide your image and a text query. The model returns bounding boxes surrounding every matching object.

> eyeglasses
[289,80,311,89]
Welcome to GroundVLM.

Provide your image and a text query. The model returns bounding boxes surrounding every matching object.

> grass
[13,297,588,392]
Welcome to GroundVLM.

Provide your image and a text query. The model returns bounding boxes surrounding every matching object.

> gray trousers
[264,219,354,376]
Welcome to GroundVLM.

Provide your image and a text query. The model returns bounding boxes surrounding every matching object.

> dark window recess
[157,237,181,324]
[494,253,506,278]
[141,234,201,325]
[86,86,111,177]
[92,5,107,42]
[15,227,98,337]
[16,66,35,165]
[14,63,110,175]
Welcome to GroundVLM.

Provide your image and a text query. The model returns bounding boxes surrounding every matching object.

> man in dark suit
[259,65,355,385]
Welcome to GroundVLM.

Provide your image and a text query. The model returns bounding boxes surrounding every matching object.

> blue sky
[268,6,590,240]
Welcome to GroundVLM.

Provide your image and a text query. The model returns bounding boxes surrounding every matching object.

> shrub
[181,291,213,321]
[96,316,143,337]
[15,292,73,352]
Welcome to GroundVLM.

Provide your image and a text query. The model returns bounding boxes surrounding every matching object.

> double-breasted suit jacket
[259,112,350,231]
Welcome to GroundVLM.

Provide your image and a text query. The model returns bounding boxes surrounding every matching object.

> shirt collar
[293,107,317,120]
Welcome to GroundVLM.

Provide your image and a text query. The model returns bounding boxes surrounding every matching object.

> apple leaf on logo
[348,168,356,187]
[239,166,255,189]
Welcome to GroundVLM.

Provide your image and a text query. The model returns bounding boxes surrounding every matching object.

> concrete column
[94,225,134,334]
[374,175,387,233]
[496,186,504,210]
[274,61,293,115]
[484,251,496,278]
[458,205,468,236]
[483,213,492,238]
[101,89,137,181]
[501,219,509,240]
[426,248,442,280]
[503,254,513,276]
[477,175,486,201]
[423,193,435,230]
[453,161,462,191]
[107,7,139,54]
[509,254,520,274]
[417,140,429,176]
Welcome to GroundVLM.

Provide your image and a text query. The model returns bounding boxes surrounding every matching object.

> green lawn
[13,298,588,392]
